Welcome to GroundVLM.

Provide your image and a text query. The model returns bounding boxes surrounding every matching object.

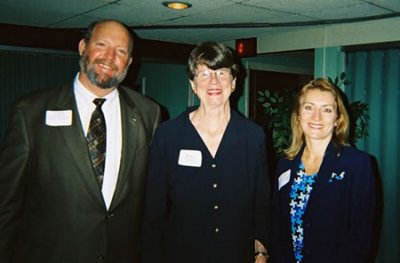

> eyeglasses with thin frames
[195,69,231,82]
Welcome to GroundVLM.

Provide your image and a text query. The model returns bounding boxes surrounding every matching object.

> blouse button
[211,164,216,168]
[213,183,218,188]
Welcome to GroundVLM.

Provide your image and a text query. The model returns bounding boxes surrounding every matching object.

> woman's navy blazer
[271,142,377,263]
[142,108,271,263]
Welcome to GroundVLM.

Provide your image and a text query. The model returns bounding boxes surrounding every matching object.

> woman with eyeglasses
[142,41,271,263]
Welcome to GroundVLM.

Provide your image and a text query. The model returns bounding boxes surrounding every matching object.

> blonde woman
[271,78,376,263]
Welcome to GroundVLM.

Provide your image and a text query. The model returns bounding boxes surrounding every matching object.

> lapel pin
[328,171,345,183]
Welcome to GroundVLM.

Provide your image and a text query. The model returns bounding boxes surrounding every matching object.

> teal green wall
[314,47,345,81]
[137,62,190,120]
[257,17,400,54]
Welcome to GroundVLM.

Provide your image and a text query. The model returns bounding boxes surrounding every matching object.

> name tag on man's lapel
[45,110,72,126]
[178,149,202,167]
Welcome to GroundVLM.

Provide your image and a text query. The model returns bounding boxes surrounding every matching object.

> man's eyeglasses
[195,69,231,82]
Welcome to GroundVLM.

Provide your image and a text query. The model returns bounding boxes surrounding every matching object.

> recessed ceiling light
[162,1,192,10]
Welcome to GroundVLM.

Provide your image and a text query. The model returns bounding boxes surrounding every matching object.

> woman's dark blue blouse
[142,108,271,263]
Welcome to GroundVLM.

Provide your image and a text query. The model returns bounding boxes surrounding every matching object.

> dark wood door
[249,70,312,125]
[248,70,312,174]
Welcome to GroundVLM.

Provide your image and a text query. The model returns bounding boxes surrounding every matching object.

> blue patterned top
[289,162,318,263]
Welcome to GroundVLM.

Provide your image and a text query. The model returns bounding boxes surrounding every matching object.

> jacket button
[106,213,114,219]
[97,255,105,262]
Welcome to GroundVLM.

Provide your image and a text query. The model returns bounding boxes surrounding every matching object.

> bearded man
[0,19,160,263]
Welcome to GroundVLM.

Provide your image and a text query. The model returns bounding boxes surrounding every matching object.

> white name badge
[178,149,202,167]
[45,110,72,126]
[278,169,291,190]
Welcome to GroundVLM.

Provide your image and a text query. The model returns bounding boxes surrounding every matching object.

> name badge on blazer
[178,149,202,167]
[45,110,72,126]
[278,169,291,190]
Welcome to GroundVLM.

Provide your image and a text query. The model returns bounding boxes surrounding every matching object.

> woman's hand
[254,239,269,263]
[255,253,268,263]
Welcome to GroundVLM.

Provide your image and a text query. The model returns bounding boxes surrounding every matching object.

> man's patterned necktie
[86,98,106,188]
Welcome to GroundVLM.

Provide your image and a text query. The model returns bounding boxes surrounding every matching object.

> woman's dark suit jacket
[271,142,376,263]
[142,108,271,263]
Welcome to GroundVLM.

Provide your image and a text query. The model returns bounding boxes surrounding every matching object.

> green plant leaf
[262,102,271,108]
[343,80,352,86]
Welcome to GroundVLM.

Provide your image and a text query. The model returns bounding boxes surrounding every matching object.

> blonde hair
[284,78,350,159]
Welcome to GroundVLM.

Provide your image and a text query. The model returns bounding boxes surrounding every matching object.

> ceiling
[1,0,400,45]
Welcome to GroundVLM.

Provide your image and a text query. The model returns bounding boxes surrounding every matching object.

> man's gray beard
[79,55,128,89]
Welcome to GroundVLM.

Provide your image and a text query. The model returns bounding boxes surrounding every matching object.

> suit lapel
[53,84,105,207]
[307,143,343,200]
[109,89,141,208]
[276,155,301,223]
[280,153,302,203]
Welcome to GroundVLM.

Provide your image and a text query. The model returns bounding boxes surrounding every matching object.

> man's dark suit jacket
[271,142,377,263]
[0,83,160,263]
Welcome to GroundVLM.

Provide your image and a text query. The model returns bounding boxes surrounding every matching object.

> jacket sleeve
[141,129,168,263]
[0,106,30,262]
[337,153,377,262]
[254,130,272,249]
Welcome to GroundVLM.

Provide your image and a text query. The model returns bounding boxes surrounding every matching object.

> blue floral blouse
[289,162,318,263]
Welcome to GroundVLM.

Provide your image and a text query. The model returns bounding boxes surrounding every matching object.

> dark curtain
[0,48,79,139]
